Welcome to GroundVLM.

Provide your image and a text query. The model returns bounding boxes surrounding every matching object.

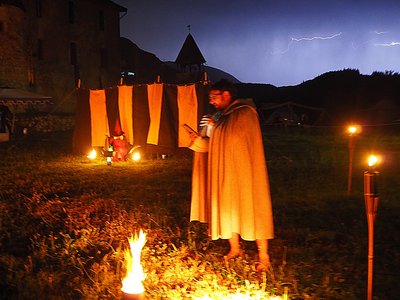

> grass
[0,127,399,299]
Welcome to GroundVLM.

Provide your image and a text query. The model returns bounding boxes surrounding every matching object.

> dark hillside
[237,69,400,125]
[236,83,279,103]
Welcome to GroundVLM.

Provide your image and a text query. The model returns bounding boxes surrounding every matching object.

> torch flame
[121,230,147,295]
[347,124,361,136]
[348,126,357,134]
[87,149,97,159]
[368,155,379,167]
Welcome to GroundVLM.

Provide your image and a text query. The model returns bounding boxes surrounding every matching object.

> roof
[108,0,127,12]
[0,88,52,104]
[175,33,206,66]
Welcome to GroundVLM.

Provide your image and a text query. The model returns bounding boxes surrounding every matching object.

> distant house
[258,101,325,126]
[0,0,126,112]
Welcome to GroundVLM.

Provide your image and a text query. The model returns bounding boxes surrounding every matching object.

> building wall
[0,0,125,112]
[0,5,29,88]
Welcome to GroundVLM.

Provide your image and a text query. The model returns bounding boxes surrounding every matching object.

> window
[70,42,78,65]
[99,11,105,31]
[36,0,42,17]
[68,1,75,24]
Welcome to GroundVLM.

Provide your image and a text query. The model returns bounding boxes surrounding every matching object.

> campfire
[121,230,147,298]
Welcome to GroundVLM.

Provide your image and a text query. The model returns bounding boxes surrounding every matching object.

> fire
[132,151,141,161]
[121,230,147,295]
[347,124,361,136]
[368,155,379,167]
[348,126,357,134]
[87,149,97,159]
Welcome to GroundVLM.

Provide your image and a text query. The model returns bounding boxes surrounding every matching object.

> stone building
[0,0,126,112]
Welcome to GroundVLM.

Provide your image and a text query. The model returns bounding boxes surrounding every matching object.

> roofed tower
[175,32,206,83]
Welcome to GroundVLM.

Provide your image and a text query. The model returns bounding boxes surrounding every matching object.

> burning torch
[347,124,361,196]
[364,154,380,300]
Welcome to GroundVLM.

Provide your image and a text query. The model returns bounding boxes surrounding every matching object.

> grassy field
[0,126,399,299]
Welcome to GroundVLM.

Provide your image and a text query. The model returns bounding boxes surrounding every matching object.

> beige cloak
[190,99,274,241]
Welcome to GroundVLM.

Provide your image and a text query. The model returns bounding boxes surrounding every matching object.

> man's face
[209,90,232,110]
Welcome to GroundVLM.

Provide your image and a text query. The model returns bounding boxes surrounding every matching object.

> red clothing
[110,136,129,161]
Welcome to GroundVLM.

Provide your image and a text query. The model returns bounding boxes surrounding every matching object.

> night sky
[113,0,400,86]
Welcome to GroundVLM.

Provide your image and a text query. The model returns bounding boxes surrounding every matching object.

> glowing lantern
[104,146,114,166]
[121,230,147,298]
[87,149,97,160]
[132,151,141,161]
[129,145,142,162]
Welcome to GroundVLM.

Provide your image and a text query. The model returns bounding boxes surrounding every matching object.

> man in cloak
[188,79,274,272]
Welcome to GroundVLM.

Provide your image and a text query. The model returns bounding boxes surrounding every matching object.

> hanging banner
[118,85,134,145]
[177,84,198,147]
[146,83,163,145]
[73,83,209,154]
[89,89,108,147]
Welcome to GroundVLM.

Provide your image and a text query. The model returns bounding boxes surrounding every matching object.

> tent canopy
[0,88,53,114]
[0,88,52,103]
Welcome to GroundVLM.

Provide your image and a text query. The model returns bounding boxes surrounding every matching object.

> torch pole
[347,136,355,195]
[363,170,379,300]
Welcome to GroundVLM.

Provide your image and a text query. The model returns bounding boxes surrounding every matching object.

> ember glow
[121,230,147,295]
[87,149,97,159]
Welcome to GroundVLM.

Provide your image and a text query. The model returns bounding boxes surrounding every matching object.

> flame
[347,124,361,136]
[368,155,379,167]
[348,126,357,134]
[132,151,141,161]
[121,230,147,295]
[87,149,97,159]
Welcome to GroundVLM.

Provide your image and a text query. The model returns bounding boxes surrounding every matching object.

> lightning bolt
[372,30,388,35]
[271,32,342,55]
[375,41,400,46]
[291,32,342,42]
